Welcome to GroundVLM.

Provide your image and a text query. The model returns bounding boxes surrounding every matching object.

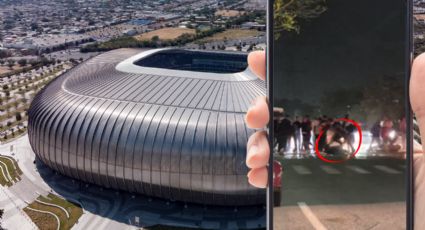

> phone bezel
[266,0,274,229]
[266,0,414,229]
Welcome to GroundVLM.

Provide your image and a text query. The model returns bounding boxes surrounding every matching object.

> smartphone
[267,0,413,229]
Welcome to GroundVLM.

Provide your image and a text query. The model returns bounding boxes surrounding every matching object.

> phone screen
[270,0,411,229]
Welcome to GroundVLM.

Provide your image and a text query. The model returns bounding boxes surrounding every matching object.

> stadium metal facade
[28,48,266,205]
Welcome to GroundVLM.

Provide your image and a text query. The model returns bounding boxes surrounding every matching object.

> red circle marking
[314,118,362,163]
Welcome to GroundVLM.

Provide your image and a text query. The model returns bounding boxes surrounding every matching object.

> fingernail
[247,169,252,178]
[247,144,259,168]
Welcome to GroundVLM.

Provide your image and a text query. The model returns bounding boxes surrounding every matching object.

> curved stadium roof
[28,48,266,206]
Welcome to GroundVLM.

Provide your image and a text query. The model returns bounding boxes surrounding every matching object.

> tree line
[80,27,225,53]
[0,57,57,79]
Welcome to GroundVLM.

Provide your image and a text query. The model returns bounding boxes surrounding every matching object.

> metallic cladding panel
[28,48,266,206]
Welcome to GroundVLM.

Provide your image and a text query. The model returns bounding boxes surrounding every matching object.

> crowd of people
[369,116,406,153]
[274,113,406,159]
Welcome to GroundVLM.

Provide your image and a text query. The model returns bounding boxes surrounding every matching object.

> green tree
[274,0,327,39]
[15,112,22,121]
[30,22,39,31]
[17,58,27,67]
[29,59,39,67]
[151,35,160,43]
[7,59,15,70]
[0,50,11,59]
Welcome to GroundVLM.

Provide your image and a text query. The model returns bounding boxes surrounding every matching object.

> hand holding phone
[245,47,425,230]
[245,50,270,189]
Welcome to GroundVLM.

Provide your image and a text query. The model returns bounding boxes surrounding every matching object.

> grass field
[215,10,244,17]
[0,156,22,186]
[0,65,24,75]
[0,166,11,187]
[24,193,83,230]
[24,209,58,230]
[135,27,196,41]
[196,29,262,43]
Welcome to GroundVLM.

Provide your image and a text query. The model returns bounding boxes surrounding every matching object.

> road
[275,157,407,229]
[47,48,103,62]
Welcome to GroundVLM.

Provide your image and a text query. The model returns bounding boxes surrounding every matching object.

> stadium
[27,48,266,206]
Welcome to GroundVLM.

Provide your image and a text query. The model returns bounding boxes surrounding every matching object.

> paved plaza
[0,135,265,230]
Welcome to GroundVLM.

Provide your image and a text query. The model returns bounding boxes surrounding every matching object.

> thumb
[410,53,425,150]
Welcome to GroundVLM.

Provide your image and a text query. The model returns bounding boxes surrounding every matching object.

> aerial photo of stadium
[27,48,266,206]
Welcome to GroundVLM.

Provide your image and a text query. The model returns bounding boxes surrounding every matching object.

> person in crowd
[343,114,357,153]
[381,116,394,146]
[292,116,302,153]
[274,116,293,154]
[301,116,312,152]
[370,120,382,151]
[318,117,331,151]
[312,117,321,148]
[279,115,293,153]
[323,123,350,159]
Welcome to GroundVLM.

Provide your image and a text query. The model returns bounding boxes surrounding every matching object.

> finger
[247,167,268,188]
[246,131,270,169]
[411,53,425,150]
[248,50,266,80]
[414,142,423,153]
[246,96,269,129]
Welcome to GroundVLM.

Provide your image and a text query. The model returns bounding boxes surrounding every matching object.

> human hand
[245,51,425,205]
[245,50,270,188]
[242,51,425,228]
[409,53,425,228]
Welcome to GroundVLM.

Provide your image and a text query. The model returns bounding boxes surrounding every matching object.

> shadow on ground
[35,158,265,230]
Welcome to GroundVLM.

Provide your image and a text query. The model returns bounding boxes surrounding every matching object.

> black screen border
[266,0,414,229]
